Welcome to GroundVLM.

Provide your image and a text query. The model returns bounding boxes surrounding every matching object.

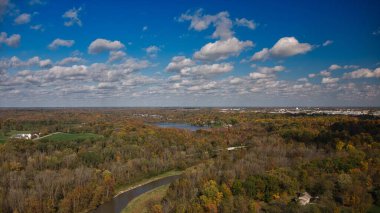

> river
[92,175,180,213]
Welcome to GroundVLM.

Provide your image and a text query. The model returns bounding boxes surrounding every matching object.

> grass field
[0,135,6,143]
[121,184,170,213]
[42,132,103,142]
[0,130,31,143]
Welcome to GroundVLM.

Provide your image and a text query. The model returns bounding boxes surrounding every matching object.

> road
[33,132,62,140]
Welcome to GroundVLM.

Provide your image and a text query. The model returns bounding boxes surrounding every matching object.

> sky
[0,0,380,107]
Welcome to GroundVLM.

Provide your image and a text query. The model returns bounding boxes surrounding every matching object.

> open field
[0,130,31,143]
[40,132,103,142]
[122,184,170,213]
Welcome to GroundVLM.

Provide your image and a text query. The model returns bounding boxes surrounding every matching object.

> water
[154,122,208,131]
[92,175,180,213]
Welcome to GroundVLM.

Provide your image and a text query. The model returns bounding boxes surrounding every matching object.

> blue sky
[0,0,380,107]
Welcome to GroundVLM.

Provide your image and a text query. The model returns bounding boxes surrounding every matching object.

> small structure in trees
[297,192,312,205]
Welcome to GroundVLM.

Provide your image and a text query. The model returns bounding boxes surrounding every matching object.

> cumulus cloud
[108,50,126,62]
[322,77,339,84]
[48,38,74,50]
[235,18,256,29]
[57,57,85,66]
[166,56,195,72]
[145,45,160,57]
[251,37,313,61]
[188,81,217,91]
[0,0,10,21]
[179,9,234,39]
[248,65,285,80]
[179,63,233,76]
[0,32,21,47]
[343,68,380,79]
[63,7,82,27]
[88,39,125,54]
[256,65,285,74]
[251,48,270,61]
[30,24,43,31]
[249,72,269,79]
[194,37,253,61]
[323,40,333,46]
[14,13,31,25]
[328,64,341,70]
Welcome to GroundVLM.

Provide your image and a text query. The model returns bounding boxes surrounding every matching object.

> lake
[154,122,209,131]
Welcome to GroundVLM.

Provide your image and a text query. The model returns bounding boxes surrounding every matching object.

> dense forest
[0,108,379,213]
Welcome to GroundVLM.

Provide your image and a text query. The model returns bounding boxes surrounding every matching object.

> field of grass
[0,135,6,143]
[121,184,170,213]
[41,132,103,142]
[0,130,32,143]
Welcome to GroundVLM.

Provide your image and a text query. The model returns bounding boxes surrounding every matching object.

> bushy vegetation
[0,108,379,213]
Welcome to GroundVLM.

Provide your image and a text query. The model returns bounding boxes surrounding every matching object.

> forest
[0,108,379,213]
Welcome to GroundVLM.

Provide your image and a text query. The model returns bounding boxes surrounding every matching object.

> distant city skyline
[1,0,380,107]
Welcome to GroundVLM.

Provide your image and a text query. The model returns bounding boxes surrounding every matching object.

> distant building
[297,192,312,205]
[13,133,32,140]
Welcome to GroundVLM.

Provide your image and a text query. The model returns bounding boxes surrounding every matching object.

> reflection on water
[154,122,208,131]
[92,175,180,213]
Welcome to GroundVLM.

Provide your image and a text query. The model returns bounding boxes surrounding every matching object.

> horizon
[1,0,380,107]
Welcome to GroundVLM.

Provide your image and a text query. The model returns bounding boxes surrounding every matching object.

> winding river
[92,175,180,213]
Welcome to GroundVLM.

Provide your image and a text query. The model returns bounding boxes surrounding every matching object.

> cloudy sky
[1,0,380,107]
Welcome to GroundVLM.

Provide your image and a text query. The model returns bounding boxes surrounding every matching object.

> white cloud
[188,81,217,91]
[248,65,285,80]
[320,70,331,77]
[142,26,148,31]
[180,63,233,76]
[0,32,21,47]
[0,0,10,21]
[30,24,43,31]
[108,50,126,62]
[88,39,125,54]
[235,18,256,29]
[251,48,270,61]
[39,59,52,68]
[63,7,82,27]
[145,45,160,57]
[229,77,243,84]
[373,27,380,36]
[14,13,31,25]
[179,9,234,39]
[323,40,333,46]
[308,73,316,78]
[57,57,85,66]
[343,68,380,79]
[322,77,339,84]
[166,56,195,72]
[270,37,312,57]
[48,38,74,50]
[256,65,285,74]
[249,72,269,79]
[328,64,341,70]
[194,37,253,61]
[251,37,313,61]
